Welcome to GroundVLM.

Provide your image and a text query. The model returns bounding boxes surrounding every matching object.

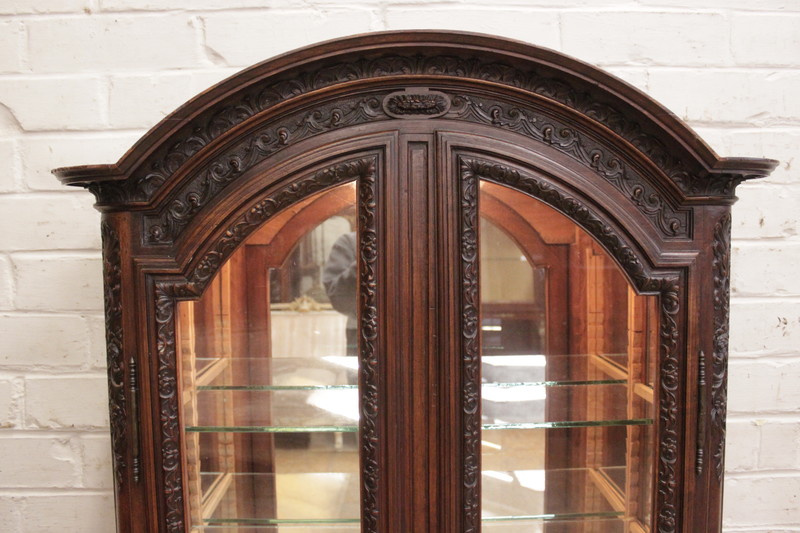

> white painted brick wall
[0,2,796,532]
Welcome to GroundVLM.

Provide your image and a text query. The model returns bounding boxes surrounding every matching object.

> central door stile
[382,132,435,533]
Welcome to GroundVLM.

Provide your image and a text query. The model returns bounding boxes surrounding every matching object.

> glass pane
[178,182,360,530]
[479,181,658,531]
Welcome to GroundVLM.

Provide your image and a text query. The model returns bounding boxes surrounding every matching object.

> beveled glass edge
[197,379,627,391]
[482,510,624,522]
[187,418,654,433]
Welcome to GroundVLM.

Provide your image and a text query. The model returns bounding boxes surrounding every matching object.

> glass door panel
[177,182,361,531]
[479,181,658,532]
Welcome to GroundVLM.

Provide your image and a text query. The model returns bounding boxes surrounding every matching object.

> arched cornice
[54,31,776,206]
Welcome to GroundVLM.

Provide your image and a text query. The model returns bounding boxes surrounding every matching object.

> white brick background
[0,1,797,531]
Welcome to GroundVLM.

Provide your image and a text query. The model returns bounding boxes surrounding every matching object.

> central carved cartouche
[383,90,451,118]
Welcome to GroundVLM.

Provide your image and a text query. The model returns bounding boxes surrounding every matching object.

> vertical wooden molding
[459,159,481,533]
[358,161,381,533]
[711,213,732,481]
[101,220,128,491]
[154,281,198,533]
[655,278,681,533]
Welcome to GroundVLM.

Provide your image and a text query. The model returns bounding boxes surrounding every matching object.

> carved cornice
[460,157,682,533]
[73,51,770,211]
[143,88,690,246]
[101,221,127,490]
[152,156,376,532]
[711,213,731,481]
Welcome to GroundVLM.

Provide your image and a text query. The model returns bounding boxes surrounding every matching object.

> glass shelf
[195,354,631,391]
[483,467,625,533]
[187,419,653,434]
[187,425,359,433]
[189,382,641,429]
[195,357,359,390]
[196,468,626,529]
[200,472,360,526]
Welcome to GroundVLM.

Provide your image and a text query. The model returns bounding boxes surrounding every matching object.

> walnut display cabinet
[54,32,777,533]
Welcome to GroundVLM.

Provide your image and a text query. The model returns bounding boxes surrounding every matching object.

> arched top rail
[53,30,776,206]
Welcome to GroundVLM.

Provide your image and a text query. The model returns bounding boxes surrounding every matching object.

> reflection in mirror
[177,182,361,531]
[479,181,658,532]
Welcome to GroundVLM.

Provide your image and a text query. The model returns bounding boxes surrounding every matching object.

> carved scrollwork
[145,88,690,246]
[101,221,127,489]
[711,212,731,480]
[460,157,682,533]
[358,159,381,533]
[85,52,761,208]
[449,95,689,238]
[460,162,480,533]
[144,97,384,244]
[154,280,200,533]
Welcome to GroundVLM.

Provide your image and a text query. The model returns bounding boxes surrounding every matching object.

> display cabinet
[54,32,777,533]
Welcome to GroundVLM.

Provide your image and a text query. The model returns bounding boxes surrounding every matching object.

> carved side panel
[460,157,683,533]
[460,162,480,533]
[101,221,127,490]
[151,157,377,532]
[358,161,381,533]
[711,213,731,480]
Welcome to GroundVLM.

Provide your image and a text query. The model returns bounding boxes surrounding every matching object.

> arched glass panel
[177,182,361,532]
[479,181,657,532]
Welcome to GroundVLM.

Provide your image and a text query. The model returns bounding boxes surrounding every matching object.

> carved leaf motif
[449,95,689,238]
[144,97,384,244]
[460,164,480,533]
[358,161,381,533]
[144,90,690,247]
[88,52,759,207]
[711,213,731,480]
[383,90,450,118]
[101,221,126,489]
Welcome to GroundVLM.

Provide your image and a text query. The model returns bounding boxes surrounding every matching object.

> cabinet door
[476,179,658,533]
[177,182,363,532]
[170,129,664,533]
